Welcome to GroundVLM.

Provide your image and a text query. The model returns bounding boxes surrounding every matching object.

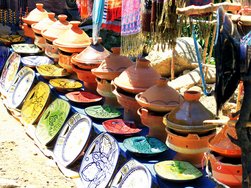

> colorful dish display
[84,105,121,119]
[21,56,54,68]
[154,160,203,181]
[11,43,42,54]
[65,91,103,104]
[49,78,83,92]
[36,64,70,79]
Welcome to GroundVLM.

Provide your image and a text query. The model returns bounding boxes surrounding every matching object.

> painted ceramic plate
[123,136,168,157]
[21,82,51,125]
[36,64,70,79]
[79,133,119,188]
[35,98,71,146]
[85,105,121,119]
[110,159,152,188]
[7,67,35,109]
[49,78,83,92]
[11,43,42,54]
[53,113,92,167]
[21,56,54,68]
[154,160,203,182]
[102,119,142,136]
[65,91,103,104]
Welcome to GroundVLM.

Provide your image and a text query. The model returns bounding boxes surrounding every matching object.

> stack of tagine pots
[71,42,110,92]
[91,47,133,107]
[31,12,57,51]
[136,77,183,142]
[41,14,72,62]
[53,21,91,73]
[163,90,216,167]
[112,58,160,123]
[21,3,48,40]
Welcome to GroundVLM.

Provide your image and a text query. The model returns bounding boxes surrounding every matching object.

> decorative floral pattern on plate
[49,78,83,91]
[85,105,121,119]
[11,43,42,54]
[36,64,70,79]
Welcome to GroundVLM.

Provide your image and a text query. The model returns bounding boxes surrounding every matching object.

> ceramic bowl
[84,105,121,120]
[65,91,103,105]
[79,132,119,188]
[49,78,83,92]
[36,64,70,80]
[21,56,54,68]
[0,34,25,46]
[21,81,51,125]
[35,98,71,146]
[110,159,152,188]
[11,44,43,55]
[53,113,92,167]
[123,136,168,157]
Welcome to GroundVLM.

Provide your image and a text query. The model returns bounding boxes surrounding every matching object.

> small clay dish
[49,78,83,92]
[65,91,103,105]
[84,105,121,120]
[36,64,70,80]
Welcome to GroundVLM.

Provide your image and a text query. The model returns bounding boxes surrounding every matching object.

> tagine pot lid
[114,58,160,94]
[21,81,51,125]
[164,90,215,133]
[79,132,119,188]
[53,113,92,167]
[136,77,183,112]
[22,3,48,25]
[35,98,71,146]
[110,159,152,188]
[41,14,71,42]
[91,47,133,80]
[65,91,103,104]
[31,12,57,34]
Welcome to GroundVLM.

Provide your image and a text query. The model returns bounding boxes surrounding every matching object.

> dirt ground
[0,99,76,188]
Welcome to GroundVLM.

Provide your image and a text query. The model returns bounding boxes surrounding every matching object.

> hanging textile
[76,0,93,20]
[92,0,105,44]
[106,0,122,21]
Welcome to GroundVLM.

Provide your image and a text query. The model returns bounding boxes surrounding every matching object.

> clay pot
[165,128,215,167]
[22,23,36,39]
[136,78,183,113]
[113,58,160,94]
[58,50,76,73]
[137,107,167,142]
[163,90,215,134]
[71,55,100,70]
[91,47,133,80]
[53,21,91,53]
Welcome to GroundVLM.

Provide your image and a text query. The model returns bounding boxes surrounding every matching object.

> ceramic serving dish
[154,160,203,182]
[49,78,83,92]
[36,64,70,80]
[53,113,92,167]
[102,119,142,136]
[79,132,119,188]
[123,136,168,157]
[65,91,103,104]
[21,82,51,125]
[0,34,25,46]
[35,98,71,146]
[84,105,121,119]
[110,159,152,188]
[11,44,42,55]
[21,56,54,68]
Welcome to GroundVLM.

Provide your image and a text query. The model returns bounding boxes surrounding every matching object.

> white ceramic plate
[21,55,54,68]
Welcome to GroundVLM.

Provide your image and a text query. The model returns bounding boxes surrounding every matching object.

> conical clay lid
[31,12,57,34]
[22,3,48,25]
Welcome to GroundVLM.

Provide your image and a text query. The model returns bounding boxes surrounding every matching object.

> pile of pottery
[163,90,216,167]
[91,47,133,107]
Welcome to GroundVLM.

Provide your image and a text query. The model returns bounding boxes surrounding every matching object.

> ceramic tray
[21,56,54,68]
[110,159,152,188]
[53,113,92,167]
[21,81,51,125]
[123,136,168,157]
[11,43,42,55]
[102,119,142,136]
[35,98,71,146]
[154,160,203,182]
[36,64,70,80]
[0,34,25,46]
[7,67,35,109]
[65,91,103,104]
[85,105,121,119]
[49,78,83,92]
[79,132,119,188]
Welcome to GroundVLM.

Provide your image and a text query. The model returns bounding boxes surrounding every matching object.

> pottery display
[7,67,35,109]
[53,113,92,167]
[36,64,70,80]
[65,91,103,105]
[113,58,160,94]
[11,44,42,55]
[135,77,183,113]
[110,159,152,188]
[123,136,168,157]
[102,119,142,136]
[79,132,119,188]
[35,98,71,146]
[58,50,76,73]
[21,82,51,125]
[21,56,54,68]
[49,78,83,92]
[154,160,203,181]
[84,105,121,119]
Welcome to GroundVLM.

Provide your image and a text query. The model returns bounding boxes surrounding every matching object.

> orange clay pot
[22,23,36,40]
[71,54,100,70]
[58,50,77,73]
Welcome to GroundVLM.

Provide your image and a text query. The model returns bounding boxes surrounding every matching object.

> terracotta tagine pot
[136,77,183,113]
[165,128,216,167]
[91,47,133,80]
[21,3,48,39]
[137,107,167,142]
[31,12,57,50]
[113,58,160,94]
[163,90,215,134]
[41,14,71,61]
